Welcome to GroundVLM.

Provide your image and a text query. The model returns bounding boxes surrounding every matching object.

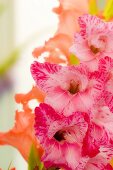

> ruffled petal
[33,0,88,64]
[82,123,109,158]
[0,87,44,160]
[31,62,62,93]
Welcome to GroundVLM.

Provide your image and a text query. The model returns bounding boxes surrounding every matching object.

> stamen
[54,130,66,142]
[90,45,100,54]
[68,80,79,94]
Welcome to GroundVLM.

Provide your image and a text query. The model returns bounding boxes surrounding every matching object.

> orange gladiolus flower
[33,0,89,65]
[0,87,45,160]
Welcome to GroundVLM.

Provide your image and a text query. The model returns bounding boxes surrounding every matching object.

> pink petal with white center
[45,89,93,116]
[31,61,101,115]
[70,14,113,63]
[70,33,95,62]
[34,103,88,169]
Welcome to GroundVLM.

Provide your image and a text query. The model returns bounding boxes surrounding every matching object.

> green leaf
[103,0,113,21]
[28,144,45,170]
[70,54,79,65]
[0,48,21,76]
[89,0,98,15]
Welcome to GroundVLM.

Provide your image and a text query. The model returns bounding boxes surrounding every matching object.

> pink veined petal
[100,145,113,161]
[84,155,110,170]
[82,122,109,158]
[84,144,113,170]
[31,62,62,93]
[78,146,113,170]
[78,14,106,37]
[88,71,106,106]
[75,157,89,170]
[93,106,113,133]
[103,91,113,113]
[98,57,113,112]
[98,56,113,73]
[63,143,81,169]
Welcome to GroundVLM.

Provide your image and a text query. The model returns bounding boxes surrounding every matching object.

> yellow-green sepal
[103,0,113,21]
[28,144,45,170]
[70,54,79,65]
[89,0,98,15]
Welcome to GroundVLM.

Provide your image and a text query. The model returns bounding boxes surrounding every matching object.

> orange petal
[33,34,72,64]
[15,86,45,104]
[33,0,88,65]
[0,86,44,160]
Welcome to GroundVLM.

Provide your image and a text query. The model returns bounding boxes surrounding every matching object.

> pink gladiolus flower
[34,103,88,169]
[31,61,105,116]
[70,14,113,65]
[34,103,113,170]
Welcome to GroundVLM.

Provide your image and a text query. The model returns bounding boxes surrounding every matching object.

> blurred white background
[0,0,58,169]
